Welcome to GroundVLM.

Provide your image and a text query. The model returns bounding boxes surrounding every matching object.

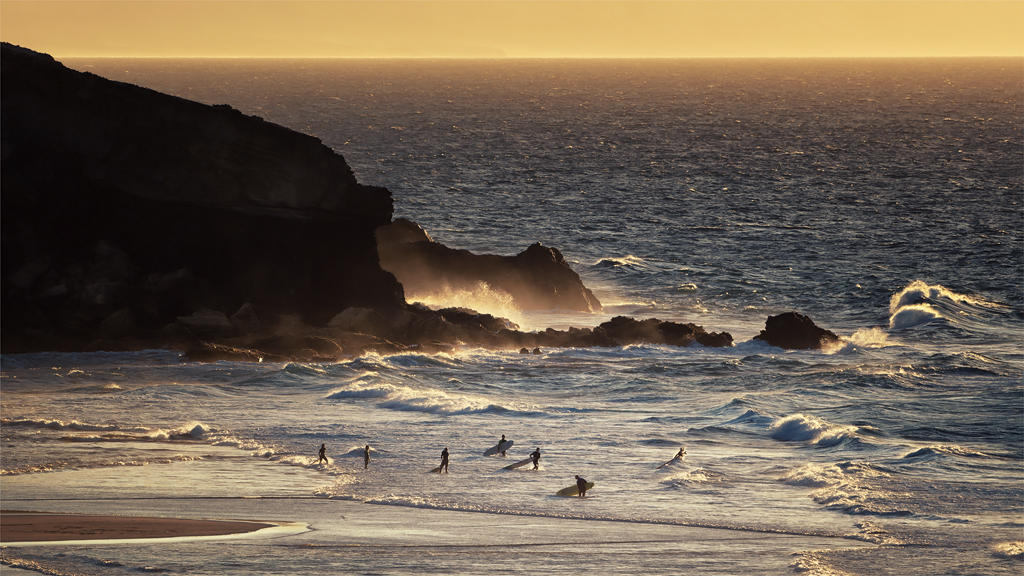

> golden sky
[1,1,1021,58]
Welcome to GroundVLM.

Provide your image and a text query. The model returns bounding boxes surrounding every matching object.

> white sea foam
[887,280,1007,330]
[847,327,890,347]
[0,417,150,433]
[822,327,891,355]
[326,382,531,415]
[903,445,992,460]
[889,303,943,329]
[594,255,648,269]
[889,280,998,314]
[406,282,524,327]
[782,463,847,489]
[768,414,858,447]
[665,467,727,485]
[992,541,1024,560]
[791,551,854,576]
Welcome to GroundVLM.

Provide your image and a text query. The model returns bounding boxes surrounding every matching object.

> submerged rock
[753,312,840,350]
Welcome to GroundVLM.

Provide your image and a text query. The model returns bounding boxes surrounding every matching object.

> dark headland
[1,44,838,361]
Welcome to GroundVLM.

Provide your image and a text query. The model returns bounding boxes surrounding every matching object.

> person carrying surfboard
[531,447,541,470]
[317,443,328,465]
[575,475,588,497]
[439,447,449,473]
[499,435,509,456]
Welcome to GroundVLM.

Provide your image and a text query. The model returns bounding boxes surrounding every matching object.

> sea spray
[768,414,859,447]
[406,282,524,327]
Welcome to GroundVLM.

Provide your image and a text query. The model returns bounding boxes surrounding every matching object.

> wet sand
[0,511,273,543]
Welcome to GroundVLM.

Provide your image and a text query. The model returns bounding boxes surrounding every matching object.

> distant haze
[1,0,1021,58]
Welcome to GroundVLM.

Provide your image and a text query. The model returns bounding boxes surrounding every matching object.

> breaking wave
[768,414,859,448]
[326,382,534,415]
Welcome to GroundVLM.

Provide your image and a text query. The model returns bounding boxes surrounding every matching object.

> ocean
[1,58,1022,575]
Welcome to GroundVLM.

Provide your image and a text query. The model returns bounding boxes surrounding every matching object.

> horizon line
[56,54,1024,60]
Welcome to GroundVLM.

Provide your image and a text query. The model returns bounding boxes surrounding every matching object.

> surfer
[439,447,449,473]
[499,435,508,456]
[531,447,541,470]
[317,443,328,465]
[675,447,686,459]
[364,444,371,469]
[575,475,588,498]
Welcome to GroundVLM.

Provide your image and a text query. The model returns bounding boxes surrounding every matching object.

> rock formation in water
[376,218,602,313]
[1,43,736,361]
[753,312,840,350]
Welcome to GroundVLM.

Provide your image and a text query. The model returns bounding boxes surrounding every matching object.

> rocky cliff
[376,218,603,313]
[1,42,404,351]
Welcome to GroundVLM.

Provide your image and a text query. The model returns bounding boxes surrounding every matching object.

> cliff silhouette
[4,43,832,360]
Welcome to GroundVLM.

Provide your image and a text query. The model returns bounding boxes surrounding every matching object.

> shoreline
[0,511,275,544]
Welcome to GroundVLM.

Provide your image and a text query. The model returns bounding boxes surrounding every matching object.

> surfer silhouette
[317,443,328,465]
[364,444,371,469]
[675,447,686,459]
[499,434,508,456]
[575,475,588,498]
[531,447,541,470]
[439,447,449,473]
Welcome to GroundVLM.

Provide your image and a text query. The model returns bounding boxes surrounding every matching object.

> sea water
[1,59,1021,575]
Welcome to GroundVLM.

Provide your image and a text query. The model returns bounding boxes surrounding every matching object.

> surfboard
[656,455,684,469]
[657,451,686,469]
[503,457,534,470]
[483,440,513,456]
[555,481,594,497]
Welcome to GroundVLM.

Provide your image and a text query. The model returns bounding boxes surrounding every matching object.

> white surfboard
[483,440,513,456]
[657,450,686,469]
[503,457,533,470]
[657,456,684,469]
[556,481,594,497]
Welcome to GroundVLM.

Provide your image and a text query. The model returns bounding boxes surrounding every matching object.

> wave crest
[326,382,531,415]
[768,414,858,447]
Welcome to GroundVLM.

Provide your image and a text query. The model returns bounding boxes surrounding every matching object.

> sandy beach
[0,511,273,543]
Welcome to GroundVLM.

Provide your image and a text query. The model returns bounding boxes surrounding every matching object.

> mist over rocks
[377,218,603,313]
[753,312,840,350]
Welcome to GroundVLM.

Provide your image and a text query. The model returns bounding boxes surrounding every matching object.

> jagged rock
[597,316,734,348]
[177,309,233,337]
[98,308,136,339]
[8,256,51,290]
[376,219,602,312]
[230,302,261,335]
[435,307,518,333]
[183,341,284,363]
[329,307,384,333]
[753,312,839,350]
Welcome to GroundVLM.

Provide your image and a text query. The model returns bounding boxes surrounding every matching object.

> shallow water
[2,58,1022,574]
